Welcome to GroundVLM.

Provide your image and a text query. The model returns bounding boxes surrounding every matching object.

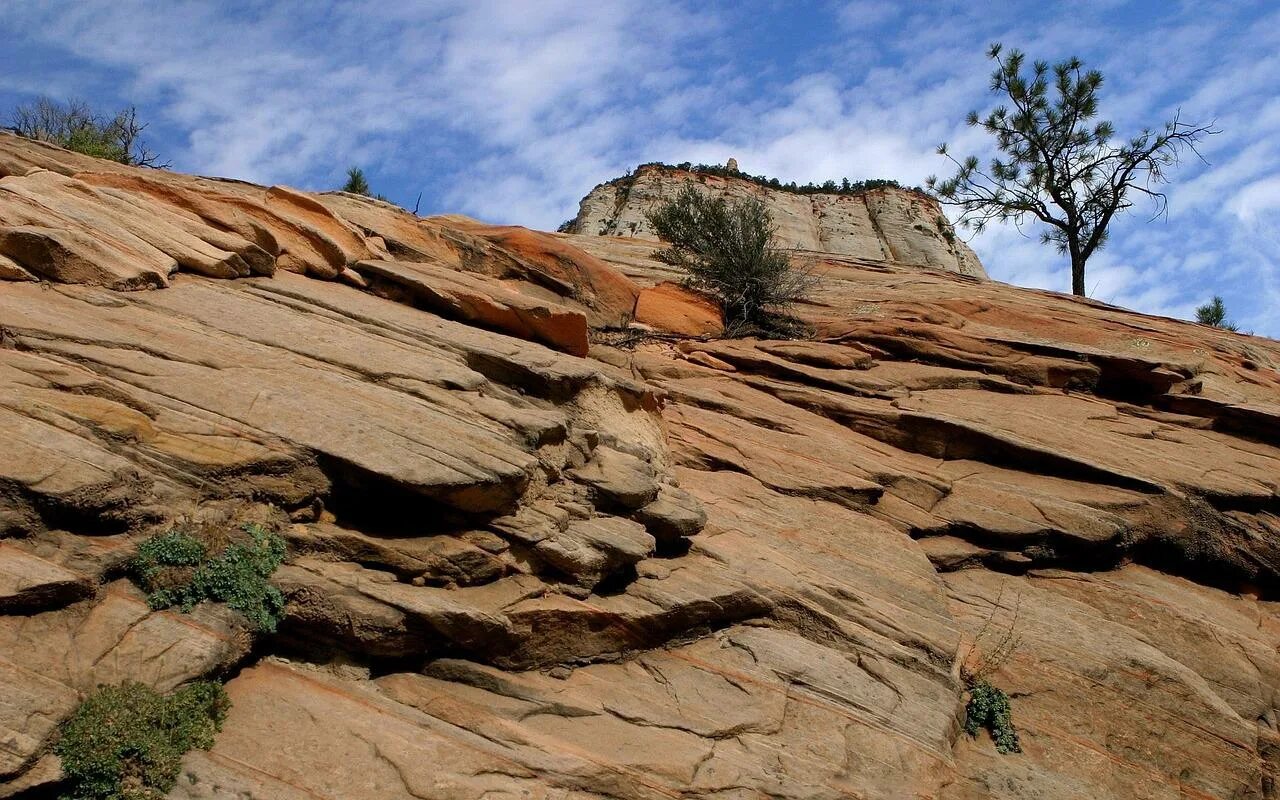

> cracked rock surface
[1,132,1279,799]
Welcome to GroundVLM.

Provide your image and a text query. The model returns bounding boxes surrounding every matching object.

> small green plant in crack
[963,679,1021,754]
[959,583,1022,754]
[55,680,229,800]
[132,523,287,632]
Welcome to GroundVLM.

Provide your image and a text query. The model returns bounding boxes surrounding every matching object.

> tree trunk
[1070,252,1086,296]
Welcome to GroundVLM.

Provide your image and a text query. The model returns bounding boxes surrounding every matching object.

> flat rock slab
[0,658,79,779]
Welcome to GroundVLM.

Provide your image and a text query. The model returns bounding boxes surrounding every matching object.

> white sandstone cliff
[566,164,987,278]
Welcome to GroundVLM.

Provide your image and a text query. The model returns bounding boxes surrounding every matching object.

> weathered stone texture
[1,132,1278,799]
[565,163,987,277]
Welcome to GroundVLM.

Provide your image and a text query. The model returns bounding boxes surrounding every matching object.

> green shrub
[9,96,166,167]
[55,681,229,800]
[646,183,815,335]
[134,530,206,572]
[340,166,391,202]
[132,524,287,632]
[341,166,371,195]
[1194,295,1239,331]
[964,679,1020,754]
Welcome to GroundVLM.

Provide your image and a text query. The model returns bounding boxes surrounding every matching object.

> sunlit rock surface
[564,162,988,278]
[1,132,1278,799]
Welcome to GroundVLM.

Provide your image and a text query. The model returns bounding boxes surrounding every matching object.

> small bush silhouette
[55,680,229,800]
[340,165,392,202]
[132,523,287,632]
[646,183,815,335]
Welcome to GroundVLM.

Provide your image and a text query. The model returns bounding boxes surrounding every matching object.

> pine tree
[342,166,371,196]
[929,44,1217,296]
[1195,296,1238,331]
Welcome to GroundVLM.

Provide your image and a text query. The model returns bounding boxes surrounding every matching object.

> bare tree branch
[7,96,169,169]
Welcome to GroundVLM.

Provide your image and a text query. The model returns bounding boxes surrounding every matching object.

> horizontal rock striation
[2,133,1279,799]
[565,163,988,278]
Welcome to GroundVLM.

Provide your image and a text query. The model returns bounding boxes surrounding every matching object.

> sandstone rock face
[565,163,988,278]
[2,133,1279,800]
[633,281,724,336]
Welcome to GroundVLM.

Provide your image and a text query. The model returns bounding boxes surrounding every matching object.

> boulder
[633,483,707,542]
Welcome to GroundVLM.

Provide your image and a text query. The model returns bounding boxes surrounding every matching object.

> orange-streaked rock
[356,258,590,356]
[633,281,723,336]
[439,218,642,327]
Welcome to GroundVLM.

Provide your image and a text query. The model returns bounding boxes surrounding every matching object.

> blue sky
[2,1,1277,335]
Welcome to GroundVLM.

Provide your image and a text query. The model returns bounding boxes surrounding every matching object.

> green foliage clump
[132,524,287,632]
[342,166,371,195]
[341,166,391,202]
[1194,295,1238,331]
[134,530,206,571]
[964,679,1021,754]
[55,681,228,800]
[646,183,815,335]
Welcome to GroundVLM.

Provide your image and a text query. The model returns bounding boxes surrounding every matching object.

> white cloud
[1229,174,1280,223]
[836,1,900,31]
[3,0,708,193]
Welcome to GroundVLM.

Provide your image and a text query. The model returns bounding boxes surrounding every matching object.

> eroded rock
[0,131,1277,800]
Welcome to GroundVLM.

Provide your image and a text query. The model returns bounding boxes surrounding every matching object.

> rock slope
[1,132,1278,799]
[565,163,988,278]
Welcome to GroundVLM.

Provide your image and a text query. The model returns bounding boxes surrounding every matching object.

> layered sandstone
[565,163,988,278]
[1,132,1278,799]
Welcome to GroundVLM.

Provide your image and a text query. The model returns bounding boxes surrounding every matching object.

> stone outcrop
[2,133,1279,799]
[565,163,988,278]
